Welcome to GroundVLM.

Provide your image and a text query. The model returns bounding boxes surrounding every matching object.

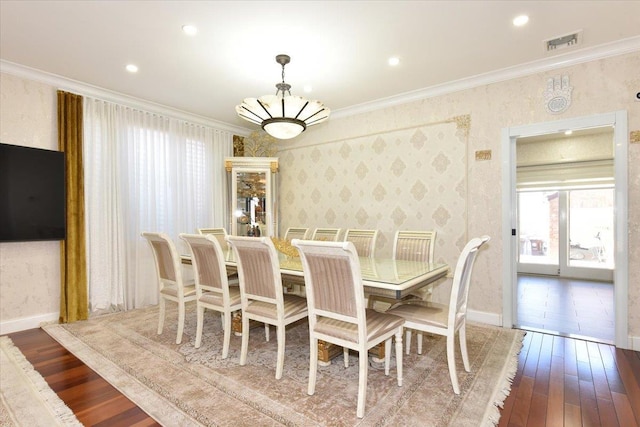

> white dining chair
[283,227,309,241]
[226,235,308,379]
[180,233,241,358]
[293,239,404,418]
[392,229,437,353]
[141,232,197,345]
[311,227,342,241]
[344,228,379,258]
[388,235,490,394]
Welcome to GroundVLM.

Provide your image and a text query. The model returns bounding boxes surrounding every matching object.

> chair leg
[222,311,232,359]
[405,329,412,355]
[308,337,318,396]
[417,332,423,355]
[176,301,185,344]
[265,323,270,342]
[240,315,250,366]
[275,325,285,380]
[356,349,368,418]
[157,297,165,335]
[459,324,470,372]
[195,305,205,348]
[384,337,391,376]
[446,333,460,394]
[395,330,403,387]
[343,347,349,368]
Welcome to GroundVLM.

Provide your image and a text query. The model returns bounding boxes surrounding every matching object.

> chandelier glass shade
[236,55,330,140]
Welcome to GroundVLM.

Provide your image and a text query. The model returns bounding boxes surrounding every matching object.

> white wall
[1,52,639,346]
[0,73,61,334]
[281,52,640,345]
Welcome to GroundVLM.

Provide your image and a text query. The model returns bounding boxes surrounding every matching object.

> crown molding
[0,60,251,136]
[3,36,638,128]
[331,36,640,120]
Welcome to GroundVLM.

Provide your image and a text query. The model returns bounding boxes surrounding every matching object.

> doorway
[501,111,629,349]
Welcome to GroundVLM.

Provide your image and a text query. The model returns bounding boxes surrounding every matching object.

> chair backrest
[180,233,229,298]
[226,236,284,307]
[292,240,366,339]
[198,227,229,250]
[393,230,437,263]
[141,232,182,289]
[448,235,490,325]
[311,227,342,242]
[344,229,379,258]
[284,227,309,241]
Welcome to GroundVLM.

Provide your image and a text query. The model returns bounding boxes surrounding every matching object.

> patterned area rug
[43,304,524,426]
[0,336,82,427]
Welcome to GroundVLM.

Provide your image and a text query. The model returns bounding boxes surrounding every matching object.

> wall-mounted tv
[0,143,66,242]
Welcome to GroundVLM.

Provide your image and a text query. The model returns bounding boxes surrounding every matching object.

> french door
[517,188,614,281]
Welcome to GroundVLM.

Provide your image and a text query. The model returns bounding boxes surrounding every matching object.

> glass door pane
[567,189,614,270]
[518,191,559,269]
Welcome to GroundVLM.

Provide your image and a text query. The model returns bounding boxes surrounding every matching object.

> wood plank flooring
[6,328,159,426]
[5,327,640,426]
[499,330,640,427]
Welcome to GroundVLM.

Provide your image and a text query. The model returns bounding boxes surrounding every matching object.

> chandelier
[236,54,330,140]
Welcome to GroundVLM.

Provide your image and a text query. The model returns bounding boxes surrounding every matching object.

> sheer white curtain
[83,98,232,313]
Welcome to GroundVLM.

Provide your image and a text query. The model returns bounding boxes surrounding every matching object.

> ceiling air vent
[544,30,582,52]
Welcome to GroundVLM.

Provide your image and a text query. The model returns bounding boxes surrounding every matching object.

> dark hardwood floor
[6,328,160,427]
[499,329,640,427]
[5,327,640,426]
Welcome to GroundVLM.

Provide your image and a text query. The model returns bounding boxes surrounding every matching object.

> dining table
[181,248,449,363]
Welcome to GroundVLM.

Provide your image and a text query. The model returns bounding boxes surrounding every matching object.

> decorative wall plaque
[544,75,572,114]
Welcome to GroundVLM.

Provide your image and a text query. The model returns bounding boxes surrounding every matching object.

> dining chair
[198,227,230,250]
[387,235,490,394]
[180,233,241,358]
[311,227,342,241]
[344,229,379,258]
[292,239,404,418]
[283,227,309,241]
[391,229,437,353]
[226,235,308,379]
[393,230,437,263]
[141,232,197,344]
[198,227,239,284]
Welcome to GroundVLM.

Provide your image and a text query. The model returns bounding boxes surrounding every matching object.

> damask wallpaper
[278,117,470,303]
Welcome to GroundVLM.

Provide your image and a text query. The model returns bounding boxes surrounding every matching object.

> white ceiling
[1,1,639,131]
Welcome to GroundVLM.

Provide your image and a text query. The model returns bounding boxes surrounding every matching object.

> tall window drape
[83,98,232,313]
[57,90,89,323]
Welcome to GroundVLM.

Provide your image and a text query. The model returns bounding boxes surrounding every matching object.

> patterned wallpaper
[278,117,470,271]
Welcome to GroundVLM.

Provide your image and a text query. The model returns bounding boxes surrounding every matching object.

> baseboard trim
[630,335,640,351]
[0,312,59,335]
[468,309,502,326]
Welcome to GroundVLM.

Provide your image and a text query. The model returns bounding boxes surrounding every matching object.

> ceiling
[1,1,639,131]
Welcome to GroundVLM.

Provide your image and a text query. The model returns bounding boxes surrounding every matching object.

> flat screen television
[0,143,66,242]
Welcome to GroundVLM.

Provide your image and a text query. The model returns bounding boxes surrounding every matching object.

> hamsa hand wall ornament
[544,75,573,114]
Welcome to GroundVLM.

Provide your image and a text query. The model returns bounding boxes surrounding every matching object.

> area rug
[0,336,82,427]
[42,303,524,426]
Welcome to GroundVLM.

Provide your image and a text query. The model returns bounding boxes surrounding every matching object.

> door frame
[501,111,629,349]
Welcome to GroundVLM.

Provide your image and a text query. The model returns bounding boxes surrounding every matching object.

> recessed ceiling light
[513,15,529,27]
[126,64,138,73]
[564,130,573,135]
[303,85,313,93]
[182,24,197,36]
[388,57,400,66]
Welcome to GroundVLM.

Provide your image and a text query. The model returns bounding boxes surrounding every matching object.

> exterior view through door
[515,126,615,344]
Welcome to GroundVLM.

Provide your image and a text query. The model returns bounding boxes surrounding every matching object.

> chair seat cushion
[387,301,449,328]
[245,294,307,320]
[314,308,404,344]
[161,283,197,298]
[199,287,241,307]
